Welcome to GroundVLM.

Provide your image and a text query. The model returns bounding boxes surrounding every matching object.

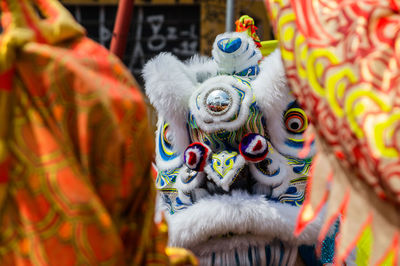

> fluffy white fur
[189,75,253,133]
[251,49,317,159]
[143,53,197,153]
[166,191,323,249]
[176,189,192,205]
[185,54,218,83]
[251,49,290,150]
[175,166,205,193]
[249,164,290,199]
[249,142,295,198]
[212,32,262,74]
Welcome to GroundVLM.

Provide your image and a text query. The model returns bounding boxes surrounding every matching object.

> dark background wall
[0,1,272,86]
[61,0,272,85]
[63,3,200,85]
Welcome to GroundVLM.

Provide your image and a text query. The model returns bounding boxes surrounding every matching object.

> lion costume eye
[156,121,181,169]
[163,124,173,145]
[284,107,308,134]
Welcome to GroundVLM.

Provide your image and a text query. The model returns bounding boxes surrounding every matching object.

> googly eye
[284,108,308,134]
[163,124,173,145]
[239,133,268,163]
[286,114,303,131]
[184,142,211,172]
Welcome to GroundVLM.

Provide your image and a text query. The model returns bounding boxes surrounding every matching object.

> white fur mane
[166,191,323,249]
[143,53,196,153]
[251,50,294,151]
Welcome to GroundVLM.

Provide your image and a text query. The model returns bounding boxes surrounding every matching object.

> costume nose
[239,133,269,163]
[183,142,211,172]
[204,150,246,192]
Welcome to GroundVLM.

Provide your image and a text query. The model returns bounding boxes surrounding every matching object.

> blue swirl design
[230,85,245,121]
[234,77,251,88]
[217,37,242,53]
[188,113,198,129]
[284,139,304,148]
[235,65,260,79]
[225,154,237,165]
[278,186,305,206]
[156,168,179,189]
[279,177,308,206]
[160,188,178,214]
[175,196,191,211]
[267,168,280,177]
[286,156,312,175]
[158,122,180,161]
[160,188,191,214]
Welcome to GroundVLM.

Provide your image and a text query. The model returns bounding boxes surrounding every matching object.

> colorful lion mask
[143,31,335,265]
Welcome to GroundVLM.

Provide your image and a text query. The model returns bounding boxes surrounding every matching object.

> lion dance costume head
[143,29,336,265]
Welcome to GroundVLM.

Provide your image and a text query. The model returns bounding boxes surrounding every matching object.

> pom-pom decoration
[239,133,269,162]
[183,142,211,172]
[235,15,261,48]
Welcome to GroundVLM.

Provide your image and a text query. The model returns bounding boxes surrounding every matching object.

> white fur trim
[251,49,291,149]
[189,76,253,133]
[175,166,205,193]
[252,183,272,196]
[185,55,218,83]
[166,191,323,249]
[249,164,290,199]
[251,49,317,158]
[177,189,192,205]
[143,53,196,153]
[248,142,295,198]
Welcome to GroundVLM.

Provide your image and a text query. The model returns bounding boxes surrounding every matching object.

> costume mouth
[164,160,315,255]
[189,166,281,203]
[166,190,323,253]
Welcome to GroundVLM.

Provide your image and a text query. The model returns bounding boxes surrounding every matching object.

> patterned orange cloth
[0,0,169,265]
[265,0,400,264]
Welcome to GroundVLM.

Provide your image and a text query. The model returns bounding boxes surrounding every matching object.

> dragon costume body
[143,30,337,265]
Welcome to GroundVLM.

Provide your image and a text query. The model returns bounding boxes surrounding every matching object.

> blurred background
[60,0,274,86]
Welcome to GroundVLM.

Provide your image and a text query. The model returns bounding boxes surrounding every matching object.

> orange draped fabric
[0,0,169,265]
